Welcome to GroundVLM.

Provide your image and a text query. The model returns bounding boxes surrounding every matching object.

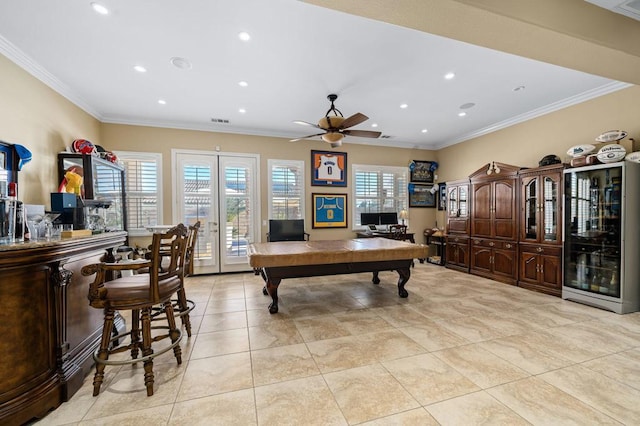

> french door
[173,150,260,274]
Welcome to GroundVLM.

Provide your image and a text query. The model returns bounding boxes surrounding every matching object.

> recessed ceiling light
[513,85,526,91]
[170,57,192,70]
[133,65,147,73]
[444,72,455,80]
[91,2,109,15]
[458,112,467,117]
[460,102,476,109]
[400,103,408,109]
[371,123,378,128]
[238,108,246,114]
[158,99,166,105]
[238,81,248,87]
[238,32,251,41]
[421,129,428,133]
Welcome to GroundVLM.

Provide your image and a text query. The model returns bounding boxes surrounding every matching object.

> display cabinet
[57,153,127,232]
[469,163,521,284]
[518,163,565,296]
[563,161,640,314]
[445,179,470,271]
[446,179,470,234]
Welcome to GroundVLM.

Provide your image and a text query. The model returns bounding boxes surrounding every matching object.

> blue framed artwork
[311,150,347,186]
[312,193,348,228]
[408,183,436,208]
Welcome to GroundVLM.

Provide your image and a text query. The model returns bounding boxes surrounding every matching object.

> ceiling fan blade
[340,112,369,129]
[293,120,322,129]
[290,132,326,142]
[342,129,382,138]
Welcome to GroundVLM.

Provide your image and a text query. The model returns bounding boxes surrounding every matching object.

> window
[115,151,162,236]
[352,164,408,228]
[268,159,305,220]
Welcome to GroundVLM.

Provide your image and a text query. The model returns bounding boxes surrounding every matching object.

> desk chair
[82,224,188,396]
[389,224,408,240]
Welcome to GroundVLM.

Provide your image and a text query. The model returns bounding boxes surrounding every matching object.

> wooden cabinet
[446,179,470,235]
[519,243,562,296]
[470,238,517,284]
[468,163,521,284]
[519,164,564,245]
[0,232,126,425]
[470,163,520,240]
[518,163,565,296]
[446,235,469,272]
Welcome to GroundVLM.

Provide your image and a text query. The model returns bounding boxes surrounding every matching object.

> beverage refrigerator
[562,160,640,314]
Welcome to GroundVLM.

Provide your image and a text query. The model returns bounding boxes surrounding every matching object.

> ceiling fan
[291,94,382,147]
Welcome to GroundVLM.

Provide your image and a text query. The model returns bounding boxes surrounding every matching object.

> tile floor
[34,263,640,425]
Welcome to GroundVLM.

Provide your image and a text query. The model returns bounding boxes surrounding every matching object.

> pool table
[248,238,428,313]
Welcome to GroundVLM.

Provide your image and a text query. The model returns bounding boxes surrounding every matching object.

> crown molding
[0,34,102,119]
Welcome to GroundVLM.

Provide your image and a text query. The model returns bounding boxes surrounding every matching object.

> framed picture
[409,160,435,183]
[312,193,348,228]
[311,150,347,186]
[408,183,436,208]
[438,184,446,211]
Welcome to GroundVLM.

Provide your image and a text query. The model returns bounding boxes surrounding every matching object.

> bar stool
[82,224,188,396]
[175,221,200,336]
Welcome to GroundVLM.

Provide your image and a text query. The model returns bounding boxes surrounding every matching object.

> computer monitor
[268,219,305,241]
[360,212,380,225]
[379,212,398,225]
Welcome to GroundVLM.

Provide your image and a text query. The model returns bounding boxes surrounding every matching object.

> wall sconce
[399,209,409,225]
[429,183,439,195]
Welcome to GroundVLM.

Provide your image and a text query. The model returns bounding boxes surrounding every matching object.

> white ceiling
[0,0,627,150]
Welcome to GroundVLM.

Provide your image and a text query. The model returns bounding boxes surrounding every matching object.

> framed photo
[311,150,347,186]
[438,184,446,211]
[409,160,435,183]
[312,193,348,228]
[408,183,436,208]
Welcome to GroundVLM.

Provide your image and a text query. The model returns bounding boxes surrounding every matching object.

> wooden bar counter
[0,231,127,425]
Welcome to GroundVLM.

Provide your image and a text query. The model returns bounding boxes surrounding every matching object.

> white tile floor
[34,263,640,425]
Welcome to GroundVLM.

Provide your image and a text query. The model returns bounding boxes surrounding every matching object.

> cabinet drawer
[519,244,561,256]
[471,239,516,250]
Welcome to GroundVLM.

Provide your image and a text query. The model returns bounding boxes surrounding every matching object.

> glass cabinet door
[459,186,468,217]
[524,178,537,240]
[564,165,621,297]
[448,187,458,216]
[542,175,558,242]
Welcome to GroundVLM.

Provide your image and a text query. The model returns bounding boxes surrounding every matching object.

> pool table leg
[396,268,410,298]
[372,271,381,285]
[265,278,281,314]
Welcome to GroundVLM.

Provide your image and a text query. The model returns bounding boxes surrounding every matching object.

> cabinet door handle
[506,243,512,249]
[536,247,543,252]
[489,241,495,247]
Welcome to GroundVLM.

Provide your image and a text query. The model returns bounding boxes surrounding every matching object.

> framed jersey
[311,150,347,186]
[312,193,348,228]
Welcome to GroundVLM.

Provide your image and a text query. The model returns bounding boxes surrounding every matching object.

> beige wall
[0,54,101,205]
[101,123,437,243]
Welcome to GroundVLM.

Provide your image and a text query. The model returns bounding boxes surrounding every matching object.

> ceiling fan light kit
[291,94,382,146]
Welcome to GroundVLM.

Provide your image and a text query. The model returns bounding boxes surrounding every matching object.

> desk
[355,231,415,243]
[248,239,428,313]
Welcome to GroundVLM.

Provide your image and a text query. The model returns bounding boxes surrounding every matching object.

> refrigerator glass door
[564,165,621,298]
